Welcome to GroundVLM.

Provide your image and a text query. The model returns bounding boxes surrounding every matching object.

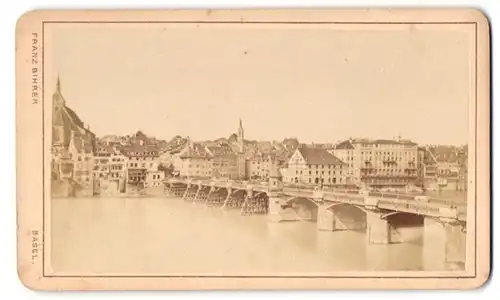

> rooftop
[334,138,418,149]
[298,147,347,165]
[180,143,212,159]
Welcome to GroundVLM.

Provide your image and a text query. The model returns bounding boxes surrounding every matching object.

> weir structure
[163,166,467,268]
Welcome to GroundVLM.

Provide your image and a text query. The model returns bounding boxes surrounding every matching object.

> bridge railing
[378,198,467,218]
[165,178,465,206]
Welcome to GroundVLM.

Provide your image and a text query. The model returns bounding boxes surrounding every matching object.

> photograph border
[16,9,490,290]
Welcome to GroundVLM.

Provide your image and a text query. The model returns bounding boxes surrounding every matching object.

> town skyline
[47,23,472,146]
[56,83,469,148]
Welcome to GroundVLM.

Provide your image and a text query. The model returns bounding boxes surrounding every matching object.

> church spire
[53,74,66,109]
[237,118,244,153]
[186,136,192,156]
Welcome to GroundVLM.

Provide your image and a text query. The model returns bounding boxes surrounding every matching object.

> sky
[46,23,473,145]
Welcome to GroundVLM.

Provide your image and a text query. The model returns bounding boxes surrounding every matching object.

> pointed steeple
[56,75,61,92]
[185,136,192,157]
[53,74,66,110]
[237,118,244,153]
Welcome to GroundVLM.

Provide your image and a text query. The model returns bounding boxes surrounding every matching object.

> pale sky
[47,23,473,145]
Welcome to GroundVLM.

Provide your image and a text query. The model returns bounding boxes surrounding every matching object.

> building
[121,131,160,188]
[51,77,97,196]
[246,152,280,180]
[428,145,468,191]
[245,143,291,182]
[206,142,238,179]
[109,148,128,183]
[93,144,113,180]
[172,137,213,178]
[145,170,165,188]
[67,130,95,195]
[281,137,300,152]
[52,77,96,152]
[417,146,439,191]
[329,138,419,189]
[92,144,128,194]
[281,147,347,186]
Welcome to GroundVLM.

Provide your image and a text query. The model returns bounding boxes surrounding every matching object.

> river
[50,196,463,275]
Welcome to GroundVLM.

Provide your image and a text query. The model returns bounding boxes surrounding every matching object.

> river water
[50,196,463,275]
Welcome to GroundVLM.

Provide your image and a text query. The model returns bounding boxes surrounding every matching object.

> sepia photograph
[15,9,490,290]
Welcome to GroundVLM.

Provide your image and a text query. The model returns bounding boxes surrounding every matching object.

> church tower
[236,118,246,179]
[237,118,244,153]
[52,76,66,148]
[53,76,65,111]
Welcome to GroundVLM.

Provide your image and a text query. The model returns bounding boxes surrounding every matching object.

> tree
[158,163,175,177]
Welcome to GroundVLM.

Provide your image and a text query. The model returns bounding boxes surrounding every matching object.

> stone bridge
[164,177,467,269]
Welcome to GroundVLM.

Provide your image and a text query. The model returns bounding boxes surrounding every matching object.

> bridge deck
[165,178,467,221]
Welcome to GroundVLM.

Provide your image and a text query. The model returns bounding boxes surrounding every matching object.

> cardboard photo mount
[15,9,490,290]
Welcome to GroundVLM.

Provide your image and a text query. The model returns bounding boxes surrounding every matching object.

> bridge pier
[164,183,172,197]
[267,193,301,222]
[423,210,466,270]
[316,190,366,232]
[221,187,233,209]
[223,188,248,210]
[205,187,226,207]
[164,182,187,198]
[241,190,268,216]
[366,210,391,244]
[268,192,285,222]
[182,184,199,202]
[315,190,336,231]
[355,195,392,244]
[317,205,335,231]
[194,185,210,203]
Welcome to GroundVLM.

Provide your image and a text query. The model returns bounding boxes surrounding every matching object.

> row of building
[51,79,166,197]
[281,139,467,192]
[50,78,467,197]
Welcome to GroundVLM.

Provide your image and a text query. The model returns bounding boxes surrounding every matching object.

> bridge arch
[323,202,368,230]
[285,196,319,207]
[381,211,425,228]
[284,196,319,222]
[325,202,370,214]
